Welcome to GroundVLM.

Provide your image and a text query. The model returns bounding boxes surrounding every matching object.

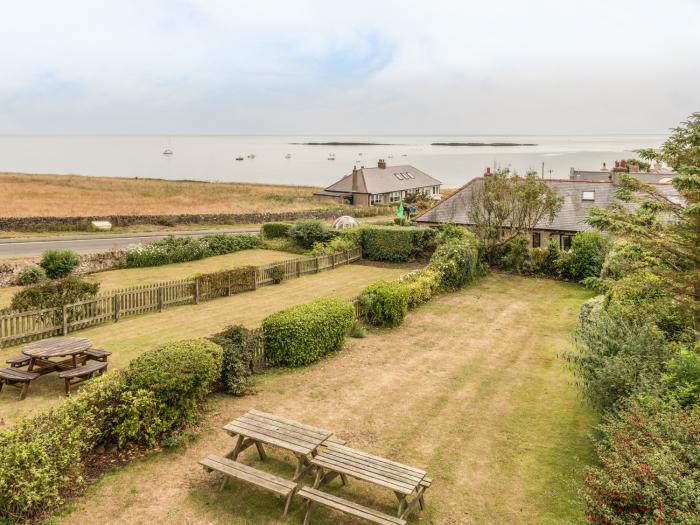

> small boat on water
[235,156,244,161]
[247,154,256,159]
[285,153,292,159]
[327,156,335,160]
[162,149,173,155]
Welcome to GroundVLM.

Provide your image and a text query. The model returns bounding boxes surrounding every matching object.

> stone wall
[0,250,126,287]
[0,206,393,232]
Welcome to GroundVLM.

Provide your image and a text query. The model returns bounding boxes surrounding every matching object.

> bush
[358,280,410,327]
[361,226,437,262]
[39,249,80,279]
[584,399,700,524]
[401,269,441,309]
[17,265,46,285]
[565,310,669,411]
[10,277,99,311]
[600,240,651,281]
[210,325,263,395]
[567,231,611,281]
[202,233,263,256]
[270,265,285,284]
[494,235,529,274]
[262,222,293,239]
[663,349,700,407]
[348,319,367,338]
[428,232,480,291]
[126,339,223,428]
[287,219,333,249]
[311,228,361,256]
[262,297,353,367]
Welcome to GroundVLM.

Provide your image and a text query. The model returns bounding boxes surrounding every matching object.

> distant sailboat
[235,156,244,161]
[162,149,173,155]
[285,153,292,159]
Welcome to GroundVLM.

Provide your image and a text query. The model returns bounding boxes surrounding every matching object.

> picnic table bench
[0,368,40,400]
[58,361,107,395]
[298,487,407,525]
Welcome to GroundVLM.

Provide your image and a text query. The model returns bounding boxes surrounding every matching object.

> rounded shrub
[39,249,80,279]
[401,268,441,309]
[262,222,293,239]
[17,265,46,285]
[358,280,410,327]
[125,339,223,428]
[210,325,263,395]
[262,297,354,367]
[567,231,611,281]
[428,232,479,291]
[287,219,332,249]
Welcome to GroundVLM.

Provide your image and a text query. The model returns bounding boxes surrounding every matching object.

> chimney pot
[378,159,386,169]
[484,167,492,177]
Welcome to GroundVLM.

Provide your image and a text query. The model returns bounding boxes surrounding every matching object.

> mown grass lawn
[0,261,418,426]
[50,274,595,525]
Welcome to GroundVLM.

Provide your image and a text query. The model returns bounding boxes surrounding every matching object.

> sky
[1,0,699,135]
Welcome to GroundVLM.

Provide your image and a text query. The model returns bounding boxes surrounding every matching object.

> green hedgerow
[261,222,293,239]
[361,226,437,262]
[567,231,611,281]
[17,265,46,285]
[210,325,263,395]
[358,280,410,327]
[401,268,441,309]
[262,297,354,367]
[10,277,99,311]
[287,219,333,249]
[39,249,80,279]
[428,232,480,291]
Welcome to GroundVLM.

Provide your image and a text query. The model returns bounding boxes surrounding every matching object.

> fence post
[158,286,164,312]
[346,249,350,265]
[332,253,336,268]
[62,305,68,335]
[253,269,258,290]
[227,273,232,296]
[114,294,120,321]
[195,277,200,304]
[296,260,301,277]
[315,256,320,273]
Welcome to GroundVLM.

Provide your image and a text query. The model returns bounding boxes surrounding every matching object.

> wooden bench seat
[199,454,297,517]
[58,361,107,395]
[6,355,31,368]
[84,348,111,362]
[298,487,407,525]
[0,368,40,400]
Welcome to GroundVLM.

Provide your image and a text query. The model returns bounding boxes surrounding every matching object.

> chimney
[569,167,576,180]
[351,166,359,192]
[484,167,492,177]
[378,159,386,169]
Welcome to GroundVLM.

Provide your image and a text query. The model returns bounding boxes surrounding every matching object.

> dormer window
[394,173,404,180]
[582,190,595,201]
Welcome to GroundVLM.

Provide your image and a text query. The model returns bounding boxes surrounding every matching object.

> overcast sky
[2,0,699,135]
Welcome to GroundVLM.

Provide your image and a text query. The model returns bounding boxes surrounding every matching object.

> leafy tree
[467,169,562,262]
[588,112,700,328]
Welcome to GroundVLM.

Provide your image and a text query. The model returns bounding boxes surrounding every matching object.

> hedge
[39,249,80,279]
[287,219,333,249]
[428,233,480,291]
[262,297,354,366]
[261,222,293,239]
[402,269,441,309]
[361,226,437,262]
[358,280,410,327]
[210,325,263,395]
[10,277,100,311]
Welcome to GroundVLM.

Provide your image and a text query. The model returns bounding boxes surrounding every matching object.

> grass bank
[51,274,594,524]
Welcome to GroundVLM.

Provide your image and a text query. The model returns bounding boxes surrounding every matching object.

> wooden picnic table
[22,337,92,375]
[223,409,335,481]
[310,442,428,520]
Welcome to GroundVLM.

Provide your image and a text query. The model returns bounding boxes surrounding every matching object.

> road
[0,227,260,258]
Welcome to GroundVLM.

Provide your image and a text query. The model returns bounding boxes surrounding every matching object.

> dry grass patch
[49,274,594,525]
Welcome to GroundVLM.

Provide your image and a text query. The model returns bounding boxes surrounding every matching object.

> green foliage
[210,325,262,395]
[270,264,285,284]
[261,222,293,239]
[624,157,652,172]
[402,268,441,309]
[565,310,669,412]
[428,232,480,291]
[358,280,410,327]
[528,240,562,277]
[600,240,652,281]
[662,349,700,407]
[262,297,353,366]
[39,249,80,279]
[10,277,99,311]
[567,232,611,281]
[17,265,46,285]
[125,339,223,429]
[125,234,262,267]
[361,226,438,262]
[311,228,361,256]
[348,319,367,338]
[493,235,530,274]
[287,219,332,249]
[583,399,700,524]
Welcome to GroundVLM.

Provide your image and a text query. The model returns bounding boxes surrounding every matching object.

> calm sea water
[0,135,667,188]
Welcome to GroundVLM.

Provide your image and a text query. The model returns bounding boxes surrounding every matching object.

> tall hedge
[262,297,354,366]
[428,232,480,291]
[261,222,293,239]
[358,280,410,327]
[361,226,437,262]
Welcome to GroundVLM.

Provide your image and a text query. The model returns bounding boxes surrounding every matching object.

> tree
[588,112,700,328]
[467,169,562,261]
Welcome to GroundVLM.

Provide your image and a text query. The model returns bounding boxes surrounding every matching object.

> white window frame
[370,193,383,204]
[390,191,401,203]
[582,190,595,201]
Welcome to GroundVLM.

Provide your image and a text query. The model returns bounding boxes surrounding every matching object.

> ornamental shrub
[202,233,263,256]
[567,231,611,281]
[600,240,651,281]
[210,325,263,395]
[17,265,46,285]
[583,398,700,524]
[311,228,362,256]
[39,249,80,279]
[428,232,480,291]
[401,268,441,309]
[270,264,285,284]
[494,235,529,274]
[10,277,100,311]
[262,297,353,366]
[361,226,437,262]
[662,349,700,408]
[358,280,410,327]
[287,219,333,249]
[125,234,261,267]
[125,339,223,428]
[262,222,293,239]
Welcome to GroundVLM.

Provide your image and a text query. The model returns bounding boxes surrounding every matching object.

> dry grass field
[0,172,328,217]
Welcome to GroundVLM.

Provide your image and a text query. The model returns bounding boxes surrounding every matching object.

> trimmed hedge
[402,268,441,309]
[262,297,354,366]
[262,222,293,239]
[210,325,263,395]
[358,280,410,327]
[428,233,480,291]
[10,277,100,311]
[361,226,437,262]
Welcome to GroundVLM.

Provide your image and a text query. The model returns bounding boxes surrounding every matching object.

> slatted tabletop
[223,409,334,457]
[22,337,92,358]
[311,442,426,496]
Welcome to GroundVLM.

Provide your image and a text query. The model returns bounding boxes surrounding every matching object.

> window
[390,191,401,203]
[394,172,404,180]
[560,235,572,251]
[370,193,382,204]
[406,172,415,179]
[582,190,595,201]
[532,232,541,248]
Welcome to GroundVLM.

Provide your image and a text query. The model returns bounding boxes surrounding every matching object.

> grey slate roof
[416,178,680,233]
[324,165,442,195]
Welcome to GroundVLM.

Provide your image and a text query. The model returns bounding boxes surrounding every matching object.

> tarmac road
[0,227,260,258]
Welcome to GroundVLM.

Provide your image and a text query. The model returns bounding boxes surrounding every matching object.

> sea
[0,135,668,188]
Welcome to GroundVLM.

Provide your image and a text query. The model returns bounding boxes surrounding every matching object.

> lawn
[0,261,419,426]
[50,274,595,525]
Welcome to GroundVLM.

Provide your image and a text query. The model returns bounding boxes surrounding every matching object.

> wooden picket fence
[0,247,361,348]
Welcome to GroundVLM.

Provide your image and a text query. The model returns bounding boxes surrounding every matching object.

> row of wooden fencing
[0,247,361,348]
